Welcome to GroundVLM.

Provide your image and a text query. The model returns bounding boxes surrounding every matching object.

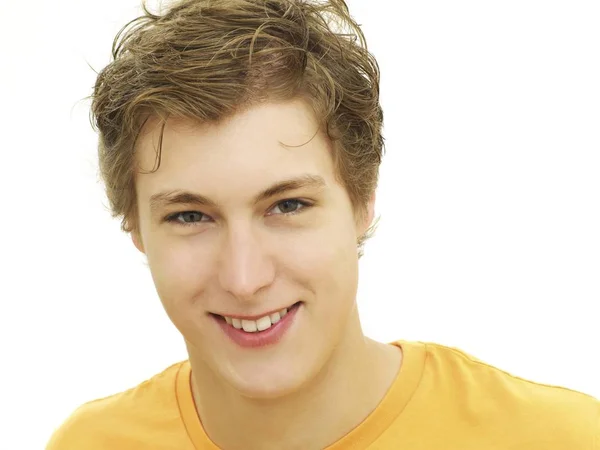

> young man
[47,0,599,449]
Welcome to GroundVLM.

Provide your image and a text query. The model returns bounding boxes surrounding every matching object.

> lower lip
[214,303,301,349]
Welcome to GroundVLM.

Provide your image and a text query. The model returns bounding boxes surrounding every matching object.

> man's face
[132,99,374,398]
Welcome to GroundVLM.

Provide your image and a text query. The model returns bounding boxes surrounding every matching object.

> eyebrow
[148,174,326,215]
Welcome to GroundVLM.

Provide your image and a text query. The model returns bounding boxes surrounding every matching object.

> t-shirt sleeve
[45,415,88,450]
[595,400,600,450]
[45,405,104,450]
[46,427,75,449]
[46,423,82,449]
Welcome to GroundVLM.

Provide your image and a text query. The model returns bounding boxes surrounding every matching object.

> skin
[131,98,402,450]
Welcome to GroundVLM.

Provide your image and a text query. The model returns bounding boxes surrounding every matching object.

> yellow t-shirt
[46,341,600,449]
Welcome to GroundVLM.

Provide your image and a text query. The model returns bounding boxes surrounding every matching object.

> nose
[217,224,275,301]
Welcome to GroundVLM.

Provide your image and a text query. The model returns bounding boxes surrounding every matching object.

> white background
[1,0,599,448]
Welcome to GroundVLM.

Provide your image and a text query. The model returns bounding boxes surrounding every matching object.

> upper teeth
[224,308,289,333]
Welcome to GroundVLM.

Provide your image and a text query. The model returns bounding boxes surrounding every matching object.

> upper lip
[212,302,300,321]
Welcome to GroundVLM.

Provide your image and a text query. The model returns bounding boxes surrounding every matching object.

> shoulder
[420,342,600,448]
[46,361,187,449]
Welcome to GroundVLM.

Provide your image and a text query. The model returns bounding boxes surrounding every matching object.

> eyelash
[164,199,312,227]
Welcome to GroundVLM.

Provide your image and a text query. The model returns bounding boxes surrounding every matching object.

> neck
[188,312,402,450]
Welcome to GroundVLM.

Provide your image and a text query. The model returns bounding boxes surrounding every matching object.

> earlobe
[131,231,145,254]
[361,191,376,233]
[356,191,376,238]
[366,191,376,228]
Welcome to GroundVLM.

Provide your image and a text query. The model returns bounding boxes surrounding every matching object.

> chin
[210,338,322,400]
[227,366,310,400]
[188,336,327,402]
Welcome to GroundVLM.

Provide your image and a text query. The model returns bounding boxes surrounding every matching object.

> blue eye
[165,211,208,226]
[271,199,309,215]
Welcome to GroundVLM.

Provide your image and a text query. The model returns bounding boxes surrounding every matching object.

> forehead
[133,99,337,201]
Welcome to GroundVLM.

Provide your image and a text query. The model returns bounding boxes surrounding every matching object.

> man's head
[91,0,384,398]
[93,0,383,245]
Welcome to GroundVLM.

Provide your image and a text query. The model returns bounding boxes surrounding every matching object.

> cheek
[282,226,359,298]
[146,238,212,306]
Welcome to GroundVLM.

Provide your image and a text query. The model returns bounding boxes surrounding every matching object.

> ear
[357,191,376,238]
[131,230,146,254]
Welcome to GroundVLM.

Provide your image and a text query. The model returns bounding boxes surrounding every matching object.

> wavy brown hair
[91,0,384,255]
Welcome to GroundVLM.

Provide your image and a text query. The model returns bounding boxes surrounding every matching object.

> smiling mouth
[212,301,302,333]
